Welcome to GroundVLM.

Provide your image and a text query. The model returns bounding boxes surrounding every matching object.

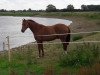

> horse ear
[23,19,25,21]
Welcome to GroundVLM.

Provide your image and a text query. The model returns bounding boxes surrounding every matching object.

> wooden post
[3,42,5,51]
[6,36,11,62]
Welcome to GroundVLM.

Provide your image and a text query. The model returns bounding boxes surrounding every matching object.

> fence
[0,30,100,75]
[1,30,100,60]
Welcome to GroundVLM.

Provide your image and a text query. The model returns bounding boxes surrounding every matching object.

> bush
[78,63,100,75]
[59,43,99,67]
[72,35,83,41]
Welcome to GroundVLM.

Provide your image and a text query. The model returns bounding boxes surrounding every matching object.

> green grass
[72,35,83,41]
[0,12,41,16]
[59,43,99,68]
[0,12,100,20]
[38,12,100,20]
[0,41,100,75]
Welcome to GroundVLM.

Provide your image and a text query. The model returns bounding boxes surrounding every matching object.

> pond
[0,16,72,51]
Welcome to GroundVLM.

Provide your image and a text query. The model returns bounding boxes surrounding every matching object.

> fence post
[6,36,11,62]
[3,42,5,51]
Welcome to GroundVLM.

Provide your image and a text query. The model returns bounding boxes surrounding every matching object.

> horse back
[54,24,70,34]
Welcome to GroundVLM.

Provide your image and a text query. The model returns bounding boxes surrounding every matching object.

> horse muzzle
[21,29,24,33]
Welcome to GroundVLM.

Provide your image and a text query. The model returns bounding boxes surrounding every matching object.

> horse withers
[21,19,70,58]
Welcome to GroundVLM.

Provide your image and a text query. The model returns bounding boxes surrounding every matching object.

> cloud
[0,0,100,10]
[0,0,49,10]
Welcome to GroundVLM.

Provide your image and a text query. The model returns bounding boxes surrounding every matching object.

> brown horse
[21,19,70,58]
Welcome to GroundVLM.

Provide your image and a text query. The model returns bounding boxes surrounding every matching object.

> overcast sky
[0,0,100,10]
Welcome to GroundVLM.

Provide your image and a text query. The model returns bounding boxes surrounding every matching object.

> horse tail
[66,26,70,45]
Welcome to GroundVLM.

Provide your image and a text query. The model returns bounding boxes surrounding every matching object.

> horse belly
[40,35,57,41]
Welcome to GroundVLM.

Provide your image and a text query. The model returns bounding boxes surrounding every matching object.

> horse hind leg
[66,34,70,45]
[60,39,68,54]
[63,43,68,54]
[63,34,70,54]
[64,34,70,54]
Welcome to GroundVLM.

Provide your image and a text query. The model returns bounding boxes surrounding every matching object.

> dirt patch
[67,17,100,32]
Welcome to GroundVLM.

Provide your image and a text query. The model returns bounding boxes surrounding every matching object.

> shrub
[78,63,100,75]
[59,43,99,67]
[72,35,83,41]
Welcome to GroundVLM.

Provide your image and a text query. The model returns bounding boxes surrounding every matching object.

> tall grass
[0,12,100,20]
[0,46,43,75]
[0,42,100,75]
[0,12,41,16]
[78,63,100,75]
[40,12,100,20]
[59,43,99,68]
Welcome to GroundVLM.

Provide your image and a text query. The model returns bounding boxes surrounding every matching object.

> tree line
[0,4,100,12]
[46,4,100,12]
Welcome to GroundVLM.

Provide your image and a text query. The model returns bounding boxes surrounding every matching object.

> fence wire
[0,30,100,51]
[8,30,100,38]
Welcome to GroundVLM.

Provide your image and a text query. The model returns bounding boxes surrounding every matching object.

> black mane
[28,19,41,25]
[28,19,35,22]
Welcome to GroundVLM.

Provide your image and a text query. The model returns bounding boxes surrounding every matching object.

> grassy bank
[0,12,100,19]
[0,12,39,16]
[0,12,100,75]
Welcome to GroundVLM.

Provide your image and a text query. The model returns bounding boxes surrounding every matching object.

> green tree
[87,5,100,11]
[67,4,74,11]
[46,4,57,12]
[23,9,27,12]
[27,8,32,12]
[0,9,6,12]
[81,5,88,11]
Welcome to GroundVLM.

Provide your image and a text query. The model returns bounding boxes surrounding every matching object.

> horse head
[21,19,29,33]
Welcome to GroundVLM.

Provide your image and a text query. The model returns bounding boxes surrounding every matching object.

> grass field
[0,37,100,75]
[0,11,100,19]
[0,12,100,75]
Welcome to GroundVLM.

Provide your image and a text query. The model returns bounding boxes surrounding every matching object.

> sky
[0,0,100,10]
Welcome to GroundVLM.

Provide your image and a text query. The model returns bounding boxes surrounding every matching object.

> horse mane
[28,19,44,26]
[29,19,43,25]
[28,19,37,23]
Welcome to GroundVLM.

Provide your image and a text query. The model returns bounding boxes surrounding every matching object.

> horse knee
[62,43,67,50]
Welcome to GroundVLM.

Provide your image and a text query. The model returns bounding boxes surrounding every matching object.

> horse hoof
[65,51,68,54]
[37,56,40,59]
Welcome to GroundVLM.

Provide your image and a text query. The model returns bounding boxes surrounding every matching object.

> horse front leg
[63,43,68,54]
[41,44,44,57]
[60,39,68,54]
[37,41,44,58]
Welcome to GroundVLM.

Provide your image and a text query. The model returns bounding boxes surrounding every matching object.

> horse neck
[28,21,43,34]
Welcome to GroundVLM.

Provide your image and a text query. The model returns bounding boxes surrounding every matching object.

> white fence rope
[30,41,100,45]
[0,30,100,49]
[6,41,100,45]
[36,31,100,36]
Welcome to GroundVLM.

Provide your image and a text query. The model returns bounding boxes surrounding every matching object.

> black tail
[66,27,70,45]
